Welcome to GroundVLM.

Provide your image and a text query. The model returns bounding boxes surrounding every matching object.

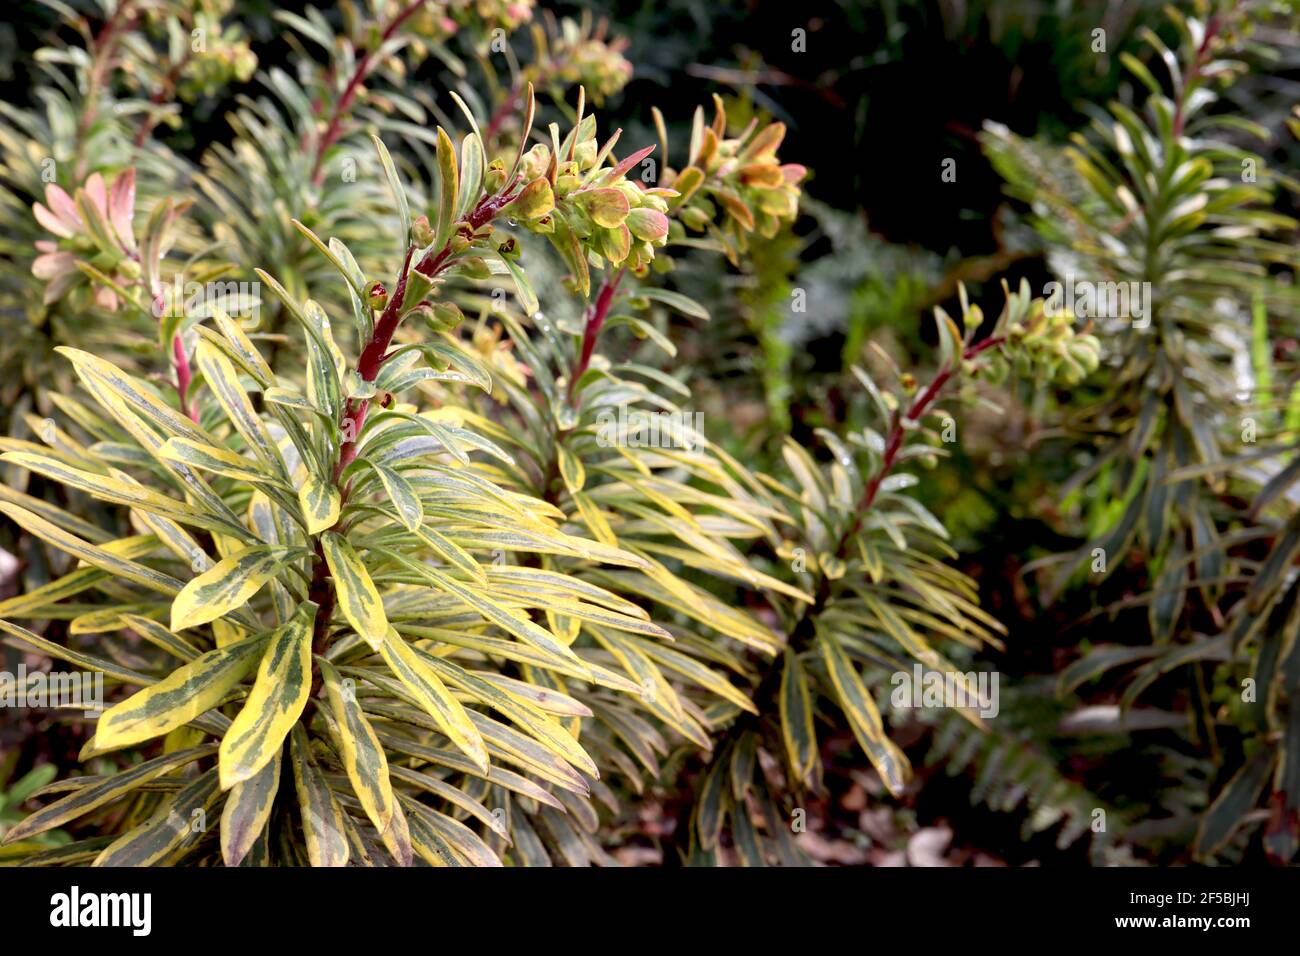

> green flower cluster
[507,124,672,293]
[663,100,806,263]
[177,24,257,102]
[974,280,1102,387]
[544,19,633,105]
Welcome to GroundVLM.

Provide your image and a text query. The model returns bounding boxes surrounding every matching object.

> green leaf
[220,744,283,867]
[158,437,285,487]
[92,769,221,866]
[362,458,423,532]
[322,661,399,836]
[289,725,349,867]
[373,134,411,241]
[321,532,388,650]
[193,341,285,473]
[455,132,483,222]
[170,545,296,631]
[434,126,459,250]
[299,470,341,534]
[0,503,182,597]
[638,287,710,320]
[91,636,267,752]
[1194,748,1275,860]
[2,451,229,533]
[495,251,538,315]
[1,746,215,847]
[779,651,818,787]
[819,632,910,796]
[379,627,489,772]
[218,602,317,788]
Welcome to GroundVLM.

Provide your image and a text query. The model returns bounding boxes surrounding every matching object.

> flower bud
[484,160,508,194]
[411,215,435,247]
[430,300,464,331]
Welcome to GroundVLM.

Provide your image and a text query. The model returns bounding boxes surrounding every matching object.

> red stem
[172,334,198,423]
[840,335,1004,553]
[75,2,138,179]
[483,79,526,144]
[333,244,415,484]
[331,189,519,486]
[133,51,192,147]
[567,268,624,405]
[309,0,430,186]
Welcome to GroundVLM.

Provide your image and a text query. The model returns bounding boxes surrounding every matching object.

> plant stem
[133,51,192,147]
[837,335,1004,554]
[75,1,138,180]
[566,268,624,406]
[306,184,517,703]
[712,336,1009,760]
[172,333,198,423]
[333,244,415,485]
[309,0,430,187]
[330,189,519,485]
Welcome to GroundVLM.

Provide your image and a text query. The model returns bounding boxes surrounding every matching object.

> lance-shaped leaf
[455,131,483,221]
[289,725,349,867]
[421,652,598,778]
[407,559,586,672]
[373,134,410,240]
[779,650,818,787]
[434,126,459,250]
[0,503,181,596]
[1,745,215,845]
[363,459,423,531]
[0,619,153,686]
[92,769,221,867]
[380,628,489,773]
[194,341,284,473]
[159,437,285,487]
[819,632,910,796]
[220,744,283,867]
[1,452,226,532]
[299,470,341,534]
[170,545,297,631]
[322,660,397,834]
[55,347,211,446]
[218,601,317,789]
[92,636,267,752]
[321,531,388,649]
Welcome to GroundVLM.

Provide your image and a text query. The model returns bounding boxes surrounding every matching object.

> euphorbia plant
[676,283,1100,862]
[0,93,714,865]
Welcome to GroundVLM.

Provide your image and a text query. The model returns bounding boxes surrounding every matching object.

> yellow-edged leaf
[194,340,284,472]
[819,633,910,796]
[220,743,283,866]
[0,745,215,846]
[92,636,266,751]
[299,470,341,534]
[170,545,295,631]
[218,602,317,788]
[322,660,396,831]
[289,724,349,866]
[778,649,818,786]
[321,531,387,649]
[380,627,489,772]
